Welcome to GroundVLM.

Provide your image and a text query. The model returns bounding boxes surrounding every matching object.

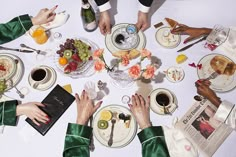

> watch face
[126,24,137,34]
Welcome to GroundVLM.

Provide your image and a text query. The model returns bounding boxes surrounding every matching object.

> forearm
[0,100,18,126]
[63,123,92,157]
[138,126,170,157]
[0,14,33,44]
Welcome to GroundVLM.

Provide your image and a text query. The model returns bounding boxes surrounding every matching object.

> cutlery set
[0,44,45,55]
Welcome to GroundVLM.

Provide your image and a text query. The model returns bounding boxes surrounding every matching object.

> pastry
[128,49,140,59]
[210,55,235,75]
[165,18,178,28]
[112,51,129,58]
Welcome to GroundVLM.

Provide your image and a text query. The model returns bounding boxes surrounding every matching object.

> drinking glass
[29,25,49,44]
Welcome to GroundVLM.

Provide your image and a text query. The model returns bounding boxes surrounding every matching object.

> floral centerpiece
[93,48,158,80]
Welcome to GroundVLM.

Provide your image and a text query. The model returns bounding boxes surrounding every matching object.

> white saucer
[155,27,181,49]
[105,23,146,53]
[0,52,24,91]
[28,65,57,91]
[165,66,185,83]
[149,88,178,115]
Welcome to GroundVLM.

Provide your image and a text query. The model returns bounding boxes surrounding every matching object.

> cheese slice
[128,49,140,59]
[112,51,129,58]
[63,84,72,94]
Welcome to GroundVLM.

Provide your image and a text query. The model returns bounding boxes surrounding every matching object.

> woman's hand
[16,102,49,126]
[76,90,103,125]
[31,5,58,25]
[195,80,221,107]
[171,24,212,44]
[129,94,152,129]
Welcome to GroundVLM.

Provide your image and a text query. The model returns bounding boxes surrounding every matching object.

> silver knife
[0,46,34,53]
[177,36,207,52]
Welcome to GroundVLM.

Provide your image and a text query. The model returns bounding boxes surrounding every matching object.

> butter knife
[177,36,207,52]
[0,46,34,53]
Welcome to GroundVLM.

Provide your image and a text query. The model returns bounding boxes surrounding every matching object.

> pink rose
[94,60,105,72]
[142,65,156,79]
[128,64,141,79]
[141,48,152,59]
[121,55,130,66]
[93,49,104,59]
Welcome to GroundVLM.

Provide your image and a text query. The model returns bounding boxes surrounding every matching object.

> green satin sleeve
[0,14,33,44]
[138,126,170,157]
[0,100,18,126]
[63,123,92,157]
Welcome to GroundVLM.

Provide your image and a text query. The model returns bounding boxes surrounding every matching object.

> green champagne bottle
[81,0,97,32]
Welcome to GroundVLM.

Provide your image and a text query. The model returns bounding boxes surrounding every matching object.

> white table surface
[0,0,236,157]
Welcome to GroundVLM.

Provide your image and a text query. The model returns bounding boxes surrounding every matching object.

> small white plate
[149,88,178,115]
[28,65,57,91]
[105,23,146,53]
[197,53,236,92]
[155,27,181,49]
[93,105,137,148]
[165,66,185,83]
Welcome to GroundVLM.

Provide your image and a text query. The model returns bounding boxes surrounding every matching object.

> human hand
[98,11,111,35]
[129,93,152,129]
[195,80,221,107]
[31,5,58,25]
[135,11,150,31]
[76,90,103,125]
[16,102,49,126]
[171,24,212,44]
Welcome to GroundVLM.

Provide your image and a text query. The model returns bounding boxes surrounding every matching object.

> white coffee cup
[30,67,49,89]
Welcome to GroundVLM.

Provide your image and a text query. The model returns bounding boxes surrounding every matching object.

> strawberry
[64,65,72,74]
[69,61,78,71]
[72,53,82,62]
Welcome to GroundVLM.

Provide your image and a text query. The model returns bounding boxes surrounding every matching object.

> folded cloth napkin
[41,11,70,30]
[162,118,199,157]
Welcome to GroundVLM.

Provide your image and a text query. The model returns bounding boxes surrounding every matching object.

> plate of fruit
[55,38,99,78]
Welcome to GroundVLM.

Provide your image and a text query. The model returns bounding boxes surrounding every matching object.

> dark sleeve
[139,0,153,7]
[63,123,92,157]
[0,100,18,126]
[0,14,33,45]
[138,126,170,157]
[94,0,109,6]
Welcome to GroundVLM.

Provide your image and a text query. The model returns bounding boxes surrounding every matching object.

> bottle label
[85,21,97,30]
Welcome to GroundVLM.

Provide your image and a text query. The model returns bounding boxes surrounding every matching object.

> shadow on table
[109,0,118,26]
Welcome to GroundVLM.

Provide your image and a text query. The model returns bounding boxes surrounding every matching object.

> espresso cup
[30,67,49,88]
[155,90,173,107]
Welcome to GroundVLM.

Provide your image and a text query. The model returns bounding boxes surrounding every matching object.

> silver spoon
[8,79,24,99]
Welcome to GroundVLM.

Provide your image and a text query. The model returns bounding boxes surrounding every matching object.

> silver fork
[20,44,46,55]
[8,80,24,99]
[206,71,219,80]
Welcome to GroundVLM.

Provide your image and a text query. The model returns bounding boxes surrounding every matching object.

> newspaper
[176,99,233,157]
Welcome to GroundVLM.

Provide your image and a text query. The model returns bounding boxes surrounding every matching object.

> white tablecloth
[0,0,236,157]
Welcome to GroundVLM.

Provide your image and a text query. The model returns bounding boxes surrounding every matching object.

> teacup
[29,25,49,44]
[155,90,173,108]
[29,67,50,89]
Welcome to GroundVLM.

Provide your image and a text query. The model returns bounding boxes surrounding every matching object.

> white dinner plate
[105,23,146,53]
[197,53,236,92]
[93,105,137,148]
[155,27,181,49]
[149,88,178,115]
[0,53,24,91]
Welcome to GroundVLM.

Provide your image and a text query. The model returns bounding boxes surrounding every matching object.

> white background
[0,0,236,157]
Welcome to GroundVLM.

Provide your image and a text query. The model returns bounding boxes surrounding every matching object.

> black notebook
[26,84,75,136]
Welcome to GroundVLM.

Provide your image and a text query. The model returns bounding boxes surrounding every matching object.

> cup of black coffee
[155,91,173,107]
[30,67,49,88]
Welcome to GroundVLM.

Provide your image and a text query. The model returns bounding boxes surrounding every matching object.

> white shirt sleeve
[98,1,111,12]
[138,2,151,13]
[213,100,236,130]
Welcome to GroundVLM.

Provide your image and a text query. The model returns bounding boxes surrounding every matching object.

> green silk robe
[0,100,18,126]
[0,14,33,44]
[63,124,170,157]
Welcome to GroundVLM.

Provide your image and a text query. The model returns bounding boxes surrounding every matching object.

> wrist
[201,28,212,36]
[31,17,39,25]
[16,105,23,116]
[76,117,88,125]
[209,97,222,107]
[140,121,152,130]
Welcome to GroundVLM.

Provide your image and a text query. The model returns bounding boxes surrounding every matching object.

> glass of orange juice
[29,26,49,44]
